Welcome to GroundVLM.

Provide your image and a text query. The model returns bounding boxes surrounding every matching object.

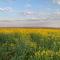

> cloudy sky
[0,0,60,20]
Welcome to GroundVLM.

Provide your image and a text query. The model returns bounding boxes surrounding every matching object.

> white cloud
[17,10,51,19]
[46,10,60,20]
[18,10,60,20]
[0,7,13,13]
[53,0,60,5]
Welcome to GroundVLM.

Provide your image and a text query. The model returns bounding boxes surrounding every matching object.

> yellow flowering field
[0,28,60,60]
[0,27,60,34]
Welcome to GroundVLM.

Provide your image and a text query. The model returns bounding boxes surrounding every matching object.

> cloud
[46,10,60,20]
[0,7,13,13]
[21,11,34,16]
[18,10,51,19]
[53,0,60,5]
[18,9,60,20]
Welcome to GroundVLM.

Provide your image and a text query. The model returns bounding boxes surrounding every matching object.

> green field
[0,28,60,60]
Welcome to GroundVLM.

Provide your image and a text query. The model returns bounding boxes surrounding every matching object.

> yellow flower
[56,51,60,56]
[35,50,41,56]
[46,50,55,57]
[10,43,15,46]
[41,50,46,56]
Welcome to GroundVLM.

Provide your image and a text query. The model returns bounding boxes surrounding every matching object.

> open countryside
[0,28,60,60]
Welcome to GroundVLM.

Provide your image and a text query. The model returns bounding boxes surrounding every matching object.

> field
[0,28,60,60]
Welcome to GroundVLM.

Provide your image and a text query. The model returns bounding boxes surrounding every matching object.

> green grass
[0,32,60,60]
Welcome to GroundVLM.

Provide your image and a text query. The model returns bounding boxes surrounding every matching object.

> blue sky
[0,0,60,20]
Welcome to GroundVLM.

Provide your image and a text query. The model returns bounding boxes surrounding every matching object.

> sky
[0,0,60,20]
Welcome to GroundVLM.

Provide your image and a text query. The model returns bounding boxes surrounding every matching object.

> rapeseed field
[0,28,60,60]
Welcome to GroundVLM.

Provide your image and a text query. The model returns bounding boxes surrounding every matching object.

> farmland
[0,28,60,60]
